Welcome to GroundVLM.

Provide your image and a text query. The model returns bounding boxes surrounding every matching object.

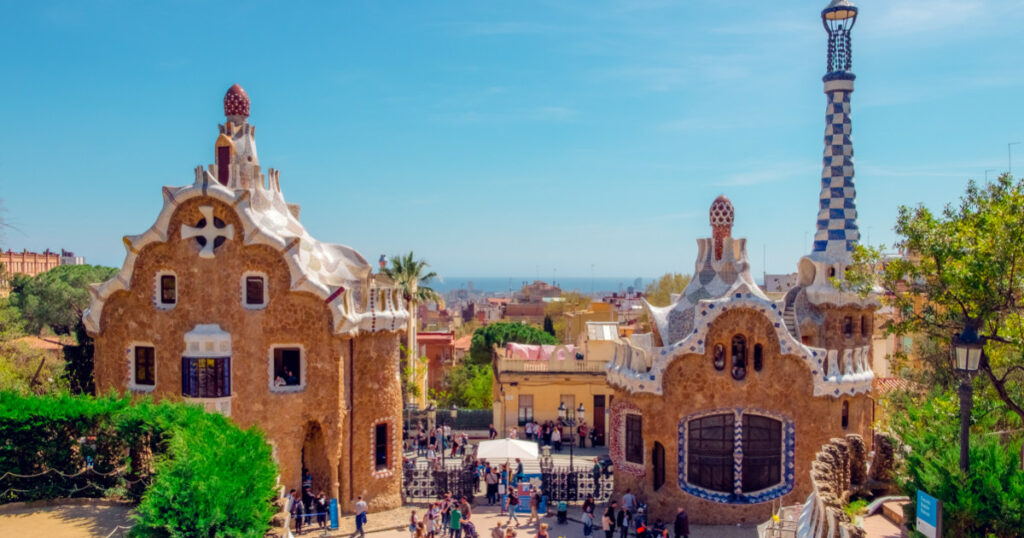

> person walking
[673,508,690,538]
[582,508,594,538]
[450,504,463,538]
[592,458,603,498]
[617,507,627,538]
[551,427,561,452]
[602,502,617,538]
[505,491,520,527]
[489,423,498,440]
[525,487,540,525]
[354,496,369,537]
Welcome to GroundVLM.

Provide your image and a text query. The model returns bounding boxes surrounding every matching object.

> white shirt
[355,499,368,515]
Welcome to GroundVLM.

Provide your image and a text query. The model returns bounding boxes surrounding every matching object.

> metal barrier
[540,466,614,503]
[402,462,478,502]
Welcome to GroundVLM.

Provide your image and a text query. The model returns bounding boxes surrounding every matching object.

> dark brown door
[593,395,606,446]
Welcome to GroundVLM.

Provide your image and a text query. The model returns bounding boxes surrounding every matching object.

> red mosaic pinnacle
[710,195,734,260]
[223,84,250,118]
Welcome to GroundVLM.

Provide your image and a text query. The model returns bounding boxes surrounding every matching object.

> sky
[1,0,1023,280]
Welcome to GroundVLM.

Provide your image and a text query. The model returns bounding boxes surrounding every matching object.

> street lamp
[953,326,984,473]
[557,402,586,471]
[441,404,458,468]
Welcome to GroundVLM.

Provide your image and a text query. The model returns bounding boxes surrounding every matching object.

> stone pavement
[302,503,758,538]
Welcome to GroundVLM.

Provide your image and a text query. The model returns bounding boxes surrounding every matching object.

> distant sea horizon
[431,277,653,295]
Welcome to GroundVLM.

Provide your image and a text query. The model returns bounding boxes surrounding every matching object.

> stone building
[84,84,409,512]
[604,1,877,525]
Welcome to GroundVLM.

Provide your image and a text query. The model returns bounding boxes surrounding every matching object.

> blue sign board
[916,489,942,538]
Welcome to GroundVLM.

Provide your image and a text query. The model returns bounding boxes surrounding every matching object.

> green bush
[0,392,278,537]
[890,390,1024,537]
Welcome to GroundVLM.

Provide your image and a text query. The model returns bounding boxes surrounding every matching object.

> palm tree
[383,252,444,405]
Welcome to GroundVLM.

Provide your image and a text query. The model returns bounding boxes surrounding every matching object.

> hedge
[0,392,278,537]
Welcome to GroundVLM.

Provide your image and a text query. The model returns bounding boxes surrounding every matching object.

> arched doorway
[301,421,331,498]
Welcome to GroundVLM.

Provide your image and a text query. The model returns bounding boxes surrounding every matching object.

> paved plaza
[327,503,759,538]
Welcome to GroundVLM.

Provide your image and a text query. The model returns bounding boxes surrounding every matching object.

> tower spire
[811,0,859,262]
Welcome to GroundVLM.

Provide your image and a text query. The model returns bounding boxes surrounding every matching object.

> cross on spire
[181,206,234,258]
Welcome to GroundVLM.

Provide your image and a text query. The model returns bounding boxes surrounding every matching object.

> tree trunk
[407,300,417,405]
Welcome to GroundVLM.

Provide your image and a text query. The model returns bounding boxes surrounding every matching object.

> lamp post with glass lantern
[953,326,984,473]
[557,402,586,471]
[442,404,458,468]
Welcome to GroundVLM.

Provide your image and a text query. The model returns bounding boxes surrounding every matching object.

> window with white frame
[242,272,268,309]
[270,345,305,391]
[155,271,177,309]
[129,344,156,391]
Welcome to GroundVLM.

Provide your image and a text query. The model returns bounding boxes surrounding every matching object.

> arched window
[843,317,853,338]
[753,344,763,372]
[731,335,747,380]
[713,344,726,371]
[861,315,869,337]
[652,442,666,491]
[841,401,849,429]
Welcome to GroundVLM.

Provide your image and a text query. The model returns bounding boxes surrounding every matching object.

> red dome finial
[709,195,734,260]
[224,84,250,118]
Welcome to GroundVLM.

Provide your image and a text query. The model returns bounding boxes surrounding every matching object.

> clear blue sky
[1,1,1022,279]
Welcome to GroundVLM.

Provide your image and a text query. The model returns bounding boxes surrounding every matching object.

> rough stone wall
[805,435,868,538]
[91,196,402,512]
[611,308,873,525]
[344,330,403,512]
[868,433,895,483]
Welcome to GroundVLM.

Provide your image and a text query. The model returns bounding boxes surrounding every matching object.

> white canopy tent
[475,439,539,460]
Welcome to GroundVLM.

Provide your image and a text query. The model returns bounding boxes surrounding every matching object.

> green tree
[382,252,444,403]
[852,174,1024,427]
[467,321,559,366]
[542,315,555,337]
[430,364,493,409]
[643,273,691,307]
[9,264,117,336]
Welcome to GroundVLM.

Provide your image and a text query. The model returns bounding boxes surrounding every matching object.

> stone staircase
[782,287,801,339]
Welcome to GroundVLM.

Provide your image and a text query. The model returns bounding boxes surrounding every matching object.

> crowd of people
[497,420,595,451]
[408,493,477,538]
[285,470,332,535]
[405,421,471,467]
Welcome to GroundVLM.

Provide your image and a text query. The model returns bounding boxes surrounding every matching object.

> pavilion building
[84,85,409,512]
[603,0,878,524]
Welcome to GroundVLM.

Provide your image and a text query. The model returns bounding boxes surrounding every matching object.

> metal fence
[540,466,614,504]
[402,461,479,502]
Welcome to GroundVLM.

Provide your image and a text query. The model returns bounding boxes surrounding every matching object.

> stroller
[462,520,480,538]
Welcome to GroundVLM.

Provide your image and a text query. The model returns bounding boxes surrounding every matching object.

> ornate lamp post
[953,326,984,473]
[442,404,458,468]
[558,402,586,470]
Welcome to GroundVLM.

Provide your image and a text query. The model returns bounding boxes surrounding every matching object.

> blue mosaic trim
[677,408,796,505]
[812,88,859,254]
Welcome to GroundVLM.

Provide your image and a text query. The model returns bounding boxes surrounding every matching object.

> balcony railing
[496,358,608,374]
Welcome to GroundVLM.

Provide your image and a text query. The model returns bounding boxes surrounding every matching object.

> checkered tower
[810,0,859,263]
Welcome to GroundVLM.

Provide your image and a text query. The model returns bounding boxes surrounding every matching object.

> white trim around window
[241,271,269,310]
[154,270,177,310]
[268,344,306,393]
[127,342,156,392]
